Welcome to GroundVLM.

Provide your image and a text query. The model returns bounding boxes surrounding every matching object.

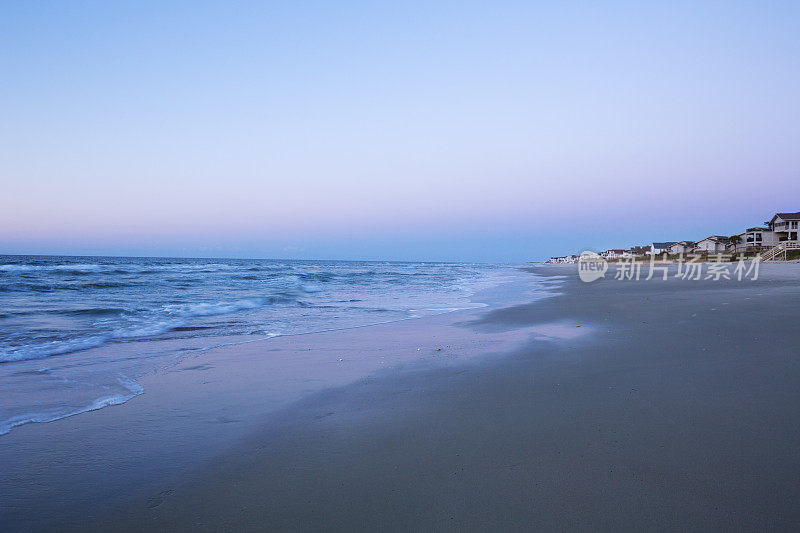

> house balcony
[730,243,768,254]
[774,223,799,232]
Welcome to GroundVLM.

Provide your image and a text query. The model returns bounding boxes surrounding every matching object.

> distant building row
[547,211,800,263]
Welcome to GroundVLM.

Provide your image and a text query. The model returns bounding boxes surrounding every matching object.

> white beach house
[694,236,730,254]
[619,247,646,259]
[601,249,627,259]
[729,227,778,254]
[767,212,800,243]
[650,242,676,256]
[547,255,579,264]
[668,241,696,255]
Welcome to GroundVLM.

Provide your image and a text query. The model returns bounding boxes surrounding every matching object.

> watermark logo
[578,252,608,282]
[576,252,760,282]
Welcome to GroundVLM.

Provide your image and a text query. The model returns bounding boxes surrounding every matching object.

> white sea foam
[1,263,104,272]
[0,264,36,272]
[0,375,144,435]
[164,298,265,317]
[0,335,107,362]
[111,320,185,338]
[0,298,274,363]
[53,263,101,271]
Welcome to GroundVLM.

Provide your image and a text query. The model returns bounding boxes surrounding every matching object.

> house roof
[732,228,769,236]
[770,212,800,223]
[653,242,676,248]
[698,235,730,244]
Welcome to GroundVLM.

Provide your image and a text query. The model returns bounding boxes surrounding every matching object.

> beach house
[728,227,777,254]
[601,249,626,260]
[668,241,696,255]
[650,242,676,256]
[767,212,800,242]
[619,246,647,259]
[547,255,579,264]
[694,236,730,254]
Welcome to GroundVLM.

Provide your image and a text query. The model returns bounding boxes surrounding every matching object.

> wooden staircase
[759,242,800,261]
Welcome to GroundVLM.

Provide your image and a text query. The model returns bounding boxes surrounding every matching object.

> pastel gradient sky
[2,1,799,261]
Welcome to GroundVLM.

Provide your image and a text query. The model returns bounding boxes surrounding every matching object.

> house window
[755,234,762,242]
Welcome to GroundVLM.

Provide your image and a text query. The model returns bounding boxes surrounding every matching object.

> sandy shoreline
[1,270,562,530]
[5,264,800,530]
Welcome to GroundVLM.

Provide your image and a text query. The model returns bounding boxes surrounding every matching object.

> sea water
[0,256,518,435]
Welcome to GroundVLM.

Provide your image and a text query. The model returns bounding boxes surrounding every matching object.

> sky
[1,1,799,262]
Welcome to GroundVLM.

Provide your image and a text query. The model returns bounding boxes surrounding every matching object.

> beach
[4,264,800,530]
[5,1,799,530]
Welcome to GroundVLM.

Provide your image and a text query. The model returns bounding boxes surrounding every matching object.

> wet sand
[1,272,559,530]
[5,265,800,530]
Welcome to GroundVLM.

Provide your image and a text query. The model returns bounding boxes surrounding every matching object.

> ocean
[0,255,518,435]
